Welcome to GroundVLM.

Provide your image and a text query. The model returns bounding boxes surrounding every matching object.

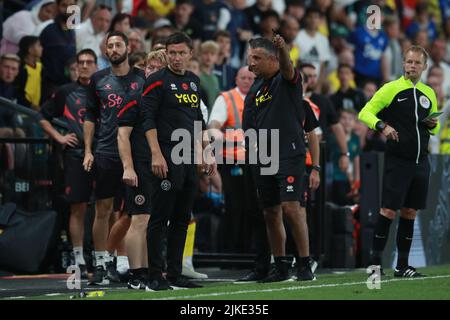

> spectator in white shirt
[76,4,112,58]
[294,6,331,92]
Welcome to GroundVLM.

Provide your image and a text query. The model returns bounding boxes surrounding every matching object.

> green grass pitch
[22,264,450,300]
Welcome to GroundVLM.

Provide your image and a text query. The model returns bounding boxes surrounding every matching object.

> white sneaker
[182,256,208,279]
[116,256,130,275]
[182,266,208,279]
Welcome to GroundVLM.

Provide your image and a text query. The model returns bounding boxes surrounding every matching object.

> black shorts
[125,160,152,215]
[94,154,125,201]
[382,154,430,210]
[255,159,307,209]
[64,154,94,204]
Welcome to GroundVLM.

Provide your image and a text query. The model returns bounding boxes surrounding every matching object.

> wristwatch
[340,152,350,157]
[312,165,321,172]
[375,120,386,132]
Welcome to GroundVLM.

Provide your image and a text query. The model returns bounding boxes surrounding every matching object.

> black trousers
[146,163,198,278]
[221,164,270,273]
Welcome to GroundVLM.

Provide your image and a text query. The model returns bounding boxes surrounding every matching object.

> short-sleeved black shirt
[141,67,206,163]
[84,67,145,157]
[330,88,367,113]
[117,97,150,161]
[243,69,307,162]
[39,81,89,158]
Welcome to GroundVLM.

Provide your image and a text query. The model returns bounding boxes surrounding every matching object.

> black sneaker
[89,266,109,285]
[297,265,316,281]
[233,270,268,284]
[145,276,173,291]
[127,278,147,290]
[259,262,291,283]
[167,275,203,289]
[105,261,121,283]
[78,264,88,280]
[394,266,425,278]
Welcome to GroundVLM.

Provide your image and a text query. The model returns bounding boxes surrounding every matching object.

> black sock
[396,218,415,270]
[371,214,393,265]
[274,256,287,264]
[129,269,138,280]
[299,256,310,268]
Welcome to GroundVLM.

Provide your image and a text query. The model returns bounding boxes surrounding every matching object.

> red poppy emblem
[182,83,189,90]
[287,176,295,184]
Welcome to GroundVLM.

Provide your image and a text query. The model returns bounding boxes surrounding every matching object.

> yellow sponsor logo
[175,93,198,103]
[255,92,272,107]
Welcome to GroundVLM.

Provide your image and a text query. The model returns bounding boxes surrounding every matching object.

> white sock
[116,256,129,274]
[73,246,85,265]
[104,251,114,263]
[94,251,106,268]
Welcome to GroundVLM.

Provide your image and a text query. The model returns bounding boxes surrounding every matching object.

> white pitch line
[45,293,63,297]
[148,274,450,300]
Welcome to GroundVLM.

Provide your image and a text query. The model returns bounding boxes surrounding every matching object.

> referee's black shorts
[125,160,152,215]
[255,157,307,209]
[63,154,93,204]
[382,153,430,210]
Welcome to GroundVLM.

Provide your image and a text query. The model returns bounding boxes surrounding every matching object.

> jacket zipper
[413,86,420,164]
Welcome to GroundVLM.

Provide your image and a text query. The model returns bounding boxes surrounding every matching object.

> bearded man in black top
[83,31,145,285]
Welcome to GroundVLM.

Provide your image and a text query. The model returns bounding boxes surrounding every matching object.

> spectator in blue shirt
[348,23,388,87]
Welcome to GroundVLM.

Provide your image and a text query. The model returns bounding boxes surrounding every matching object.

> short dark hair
[66,56,77,68]
[299,62,316,70]
[77,48,98,64]
[213,30,231,41]
[305,5,322,18]
[165,32,193,49]
[109,13,133,32]
[285,0,305,8]
[176,0,194,6]
[107,31,129,46]
[337,63,353,73]
[261,10,280,23]
[129,51,147,67]
[18,35,39,60]
[248,37,277,56]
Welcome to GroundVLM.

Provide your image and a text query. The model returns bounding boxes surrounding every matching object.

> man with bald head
[208,67,270,269]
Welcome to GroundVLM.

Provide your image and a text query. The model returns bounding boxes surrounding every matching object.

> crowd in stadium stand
[1,0,450,260]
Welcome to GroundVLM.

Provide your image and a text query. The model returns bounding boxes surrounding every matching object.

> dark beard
[109,52,128,65]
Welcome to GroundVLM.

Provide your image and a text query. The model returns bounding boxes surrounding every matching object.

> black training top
[243,69,307,161]
[39,81,89,158]
[141,67,206,162]
[84,67,145,157]
[117,94,150,162]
